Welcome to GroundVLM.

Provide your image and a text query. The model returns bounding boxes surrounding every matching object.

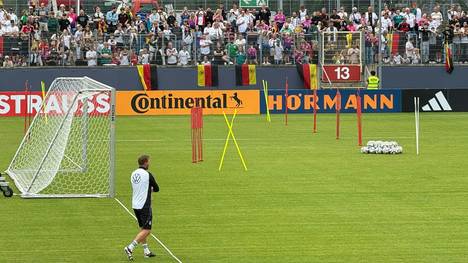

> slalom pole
[41,81,48,124]
[357,88,363,146]
[23,81,29,135]
[262,80,271,123]
[218,109,237,171]
[191,108,196,163]
[198,108,203,162]
[285,78,289,126]
[313,88,317,133]
[414,97,420,155]
[28,84,32,130]
[336,88,341,140]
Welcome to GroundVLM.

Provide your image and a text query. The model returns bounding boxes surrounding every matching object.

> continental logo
[117,90,260,115]
[131,93,230,113]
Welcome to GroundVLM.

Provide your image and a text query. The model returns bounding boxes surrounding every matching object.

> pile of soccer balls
[361,141,403,154]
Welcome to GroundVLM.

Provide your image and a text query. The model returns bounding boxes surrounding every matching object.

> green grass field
[1,113,468,263]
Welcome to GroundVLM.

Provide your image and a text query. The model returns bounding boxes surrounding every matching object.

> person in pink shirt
[418,14,429,27]
[274,10,286,30]
[68,7,78,32]
[302,16,312,32]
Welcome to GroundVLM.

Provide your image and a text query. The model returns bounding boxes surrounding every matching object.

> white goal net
[6,77,116,198]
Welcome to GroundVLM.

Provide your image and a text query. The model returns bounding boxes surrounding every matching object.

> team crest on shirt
[132,174,141,184]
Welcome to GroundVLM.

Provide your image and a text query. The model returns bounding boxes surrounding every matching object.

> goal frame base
[20,193,110,199]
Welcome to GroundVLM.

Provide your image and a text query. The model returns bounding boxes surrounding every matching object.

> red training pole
[336,89,341,140]
[191,108,196,163]
[357,89,363,146]
[285,78,289,126]
[197,108,203,162]
[313,89,317,133]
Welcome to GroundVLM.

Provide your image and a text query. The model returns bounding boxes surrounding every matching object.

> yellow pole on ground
[218,109,248,172]
[41,81,48,124]
[262,80,271,123]
[218,109,237,171]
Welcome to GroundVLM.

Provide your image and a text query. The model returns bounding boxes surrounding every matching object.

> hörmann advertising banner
[116,90,260,115]
[260,89,401,113]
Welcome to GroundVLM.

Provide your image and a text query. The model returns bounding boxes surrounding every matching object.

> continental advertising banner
[260,89,401,113]
[117,90,260,115]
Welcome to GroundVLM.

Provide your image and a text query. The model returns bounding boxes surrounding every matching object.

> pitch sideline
[114,197,183,263]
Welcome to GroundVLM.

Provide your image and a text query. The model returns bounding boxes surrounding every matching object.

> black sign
[402,89,468,112]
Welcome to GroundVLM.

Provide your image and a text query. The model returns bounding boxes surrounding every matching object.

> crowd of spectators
[0,2,466,68]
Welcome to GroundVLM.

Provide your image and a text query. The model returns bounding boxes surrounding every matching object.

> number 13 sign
[322,65,362,82]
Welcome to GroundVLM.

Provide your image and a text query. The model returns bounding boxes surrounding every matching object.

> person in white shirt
[393,53,403,64]
[290,12,301,29]
[380,13,392,33]
[337,7,348,20]
[236,10,249,34]
[124,155,159,261]
[120,49,130,65]
[234,34,246,51]
[201,55,211,65]
[61,30,72,50]
[403,8,416,30]
[228,4,239,28]
[412,2,422,22]
[165,42,178,65]
[148,8,160,26]
[178,46,190,66]
[349,7,362,29]
[86,47,98,66]
[211,22,224,42]
[299,5,307,21]
[405,38,414,59]
[200,34,212,57]
[431,7,443,28]
[139,48,150,64]
[363,6,378,30]
[7,8,17,24]
[203,22,215,40]
[273,40,283,64]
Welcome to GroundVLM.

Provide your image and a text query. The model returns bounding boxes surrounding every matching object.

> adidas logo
[421,91,452,112]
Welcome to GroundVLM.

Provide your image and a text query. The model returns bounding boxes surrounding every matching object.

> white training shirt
[131,168,150,209]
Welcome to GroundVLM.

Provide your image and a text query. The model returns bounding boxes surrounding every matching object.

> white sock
[142,243,151,254]
[128,240,138,251]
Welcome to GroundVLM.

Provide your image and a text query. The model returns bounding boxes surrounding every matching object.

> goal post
[6,77,116,198]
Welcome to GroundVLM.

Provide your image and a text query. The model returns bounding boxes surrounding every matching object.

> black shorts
[134,208,152,230]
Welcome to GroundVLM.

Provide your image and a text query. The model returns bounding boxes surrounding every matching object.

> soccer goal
[6,77,116,198]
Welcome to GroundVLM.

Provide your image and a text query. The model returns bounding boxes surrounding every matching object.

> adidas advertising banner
[402,89,468,112]
[260,89,401,114]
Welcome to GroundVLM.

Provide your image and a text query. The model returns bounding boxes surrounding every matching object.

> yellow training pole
[41,81,48,124]
[223,111,248,171]
[218,109,237,171]
[262,80,271,123]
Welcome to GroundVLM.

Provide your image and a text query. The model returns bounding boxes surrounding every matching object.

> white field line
[115,135,468,143]
[114,198,183,263]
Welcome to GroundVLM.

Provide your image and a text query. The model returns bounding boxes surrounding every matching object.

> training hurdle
[191,107,203,163]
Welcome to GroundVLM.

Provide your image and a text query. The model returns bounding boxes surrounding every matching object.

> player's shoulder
[132,168,149,176]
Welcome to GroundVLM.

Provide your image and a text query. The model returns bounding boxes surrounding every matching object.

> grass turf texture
[1,113,468,262]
